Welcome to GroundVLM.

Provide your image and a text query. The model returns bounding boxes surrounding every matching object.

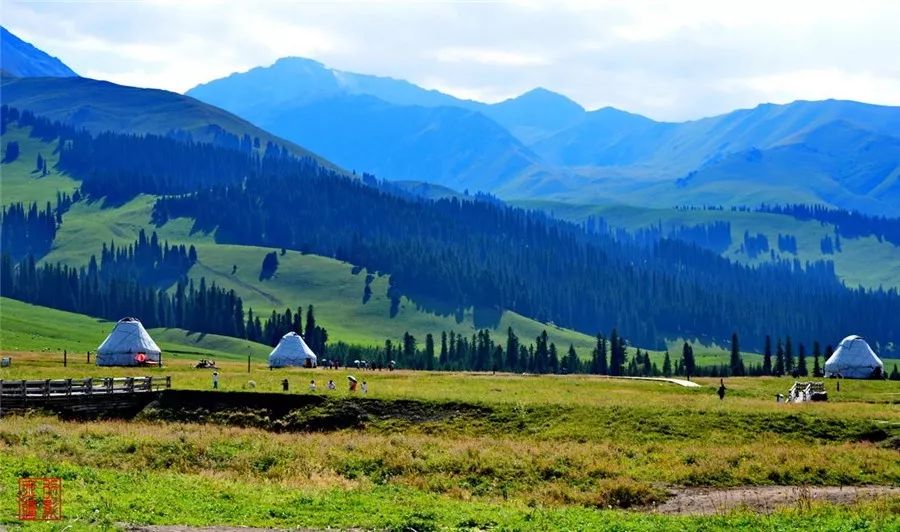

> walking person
[361,381,368,395]
[212,371,219,390]
[717,378,726,401]
[309,379,316,392]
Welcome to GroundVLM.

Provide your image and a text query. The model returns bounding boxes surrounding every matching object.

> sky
[4,0,900,121]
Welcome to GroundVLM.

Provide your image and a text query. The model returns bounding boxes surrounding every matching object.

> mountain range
[188,57,900,215]
[2,26,899,215]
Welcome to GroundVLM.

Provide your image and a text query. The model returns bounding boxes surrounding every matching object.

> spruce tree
[785,336,795,375]
[440,331,448,367]
[890,364,900,381]
[425,333,435,370]
[549,342,559,374]
[682,342,695,378]
[506,327,519,371]
[592,333,608,375]
[812,341,822,377]
[662,350,672,377]
[763,335,773,375]
[642,350,652,376]
[797,342,808,376]
[775,339,785,376]
[729,332,745,376]
[566,344,579,374]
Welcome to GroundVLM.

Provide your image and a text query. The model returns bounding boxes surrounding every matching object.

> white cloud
[434,47,548,67]
[3,0,899,120]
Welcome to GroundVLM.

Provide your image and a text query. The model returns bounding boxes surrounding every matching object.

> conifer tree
[763,335,773,375]
[785,336,795,375]
[730,332,745,376]
[775,338,785,376]
[797,342,808,377]
[890,364,900,381]
[506,327,519,371]
[591,333,608,375]
[565,344,579,374]
[425,333,435,370]
[662,350,672,377]
[681,342,695,378]
[812,341,822,377]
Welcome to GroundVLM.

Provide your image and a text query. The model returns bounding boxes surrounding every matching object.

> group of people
[308,378,368,394]
[212,372,369,395]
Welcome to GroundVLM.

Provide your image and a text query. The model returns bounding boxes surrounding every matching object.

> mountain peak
[270,56,328,70]
[0,26,77,78]
[503,87,585,112]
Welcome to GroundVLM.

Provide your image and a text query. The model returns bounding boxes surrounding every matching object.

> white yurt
[96,317,162,366]
[824,335,884,379]
[268,332,317,368]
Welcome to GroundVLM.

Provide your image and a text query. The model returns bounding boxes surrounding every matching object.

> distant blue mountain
[187,57,553,191]
[188,58,900,214]
[0,26,77,77]
[484,88,586,144]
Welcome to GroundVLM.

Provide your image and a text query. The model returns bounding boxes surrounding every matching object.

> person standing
[327,379,336,391]
[717,378,726,401]
[212,371,219,390]
[309,379,316,392]
[361,381,368,395]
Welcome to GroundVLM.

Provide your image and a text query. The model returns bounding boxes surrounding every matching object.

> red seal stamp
[18,477,62,521]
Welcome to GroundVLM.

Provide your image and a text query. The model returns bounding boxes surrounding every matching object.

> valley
[1,18,898,532]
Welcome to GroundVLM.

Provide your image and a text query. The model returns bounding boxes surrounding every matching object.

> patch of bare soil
[652,485,900,515]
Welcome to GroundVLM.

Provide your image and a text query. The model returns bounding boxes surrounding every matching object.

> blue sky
[4,0,899,120]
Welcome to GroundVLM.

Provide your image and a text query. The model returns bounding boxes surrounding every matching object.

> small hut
[268,332,317,368]
[96,317,161,366]
[824,335,884,379]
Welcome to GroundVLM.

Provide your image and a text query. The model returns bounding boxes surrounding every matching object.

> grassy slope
[2,125,596,352]
[0,297,271,359]
[516,199,900,290]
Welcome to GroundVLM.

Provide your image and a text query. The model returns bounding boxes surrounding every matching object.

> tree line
[757,203,900,247]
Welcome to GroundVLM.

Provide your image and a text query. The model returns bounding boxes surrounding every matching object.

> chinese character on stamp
[18,477,62,521]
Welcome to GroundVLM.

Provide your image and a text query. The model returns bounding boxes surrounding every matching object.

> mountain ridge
[0,26,77,78]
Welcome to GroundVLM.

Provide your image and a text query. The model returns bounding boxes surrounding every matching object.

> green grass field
[0,298,271,360]
[1,350,898,530]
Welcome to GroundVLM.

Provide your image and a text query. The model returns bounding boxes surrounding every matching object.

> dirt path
[653,485,900,515]
[594,375,701,388]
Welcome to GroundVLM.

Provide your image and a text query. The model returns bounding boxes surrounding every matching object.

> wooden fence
[0,376,171,398]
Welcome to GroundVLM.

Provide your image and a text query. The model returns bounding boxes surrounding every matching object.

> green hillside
[0,297,271,360]
[2,124,596,352]
[0,76,337,168]
[516,199,900,290]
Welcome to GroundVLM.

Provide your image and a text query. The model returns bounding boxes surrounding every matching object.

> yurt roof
[268,332,317,359]
[97,317,161,355]
[824,334,883,376]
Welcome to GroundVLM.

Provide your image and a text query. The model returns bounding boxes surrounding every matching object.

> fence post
[166,376,171,389]
[66,378,72,396]
[64,350,67,367]
[85,378,93,395]
[44,379,50,398]
[127,377,134,393]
